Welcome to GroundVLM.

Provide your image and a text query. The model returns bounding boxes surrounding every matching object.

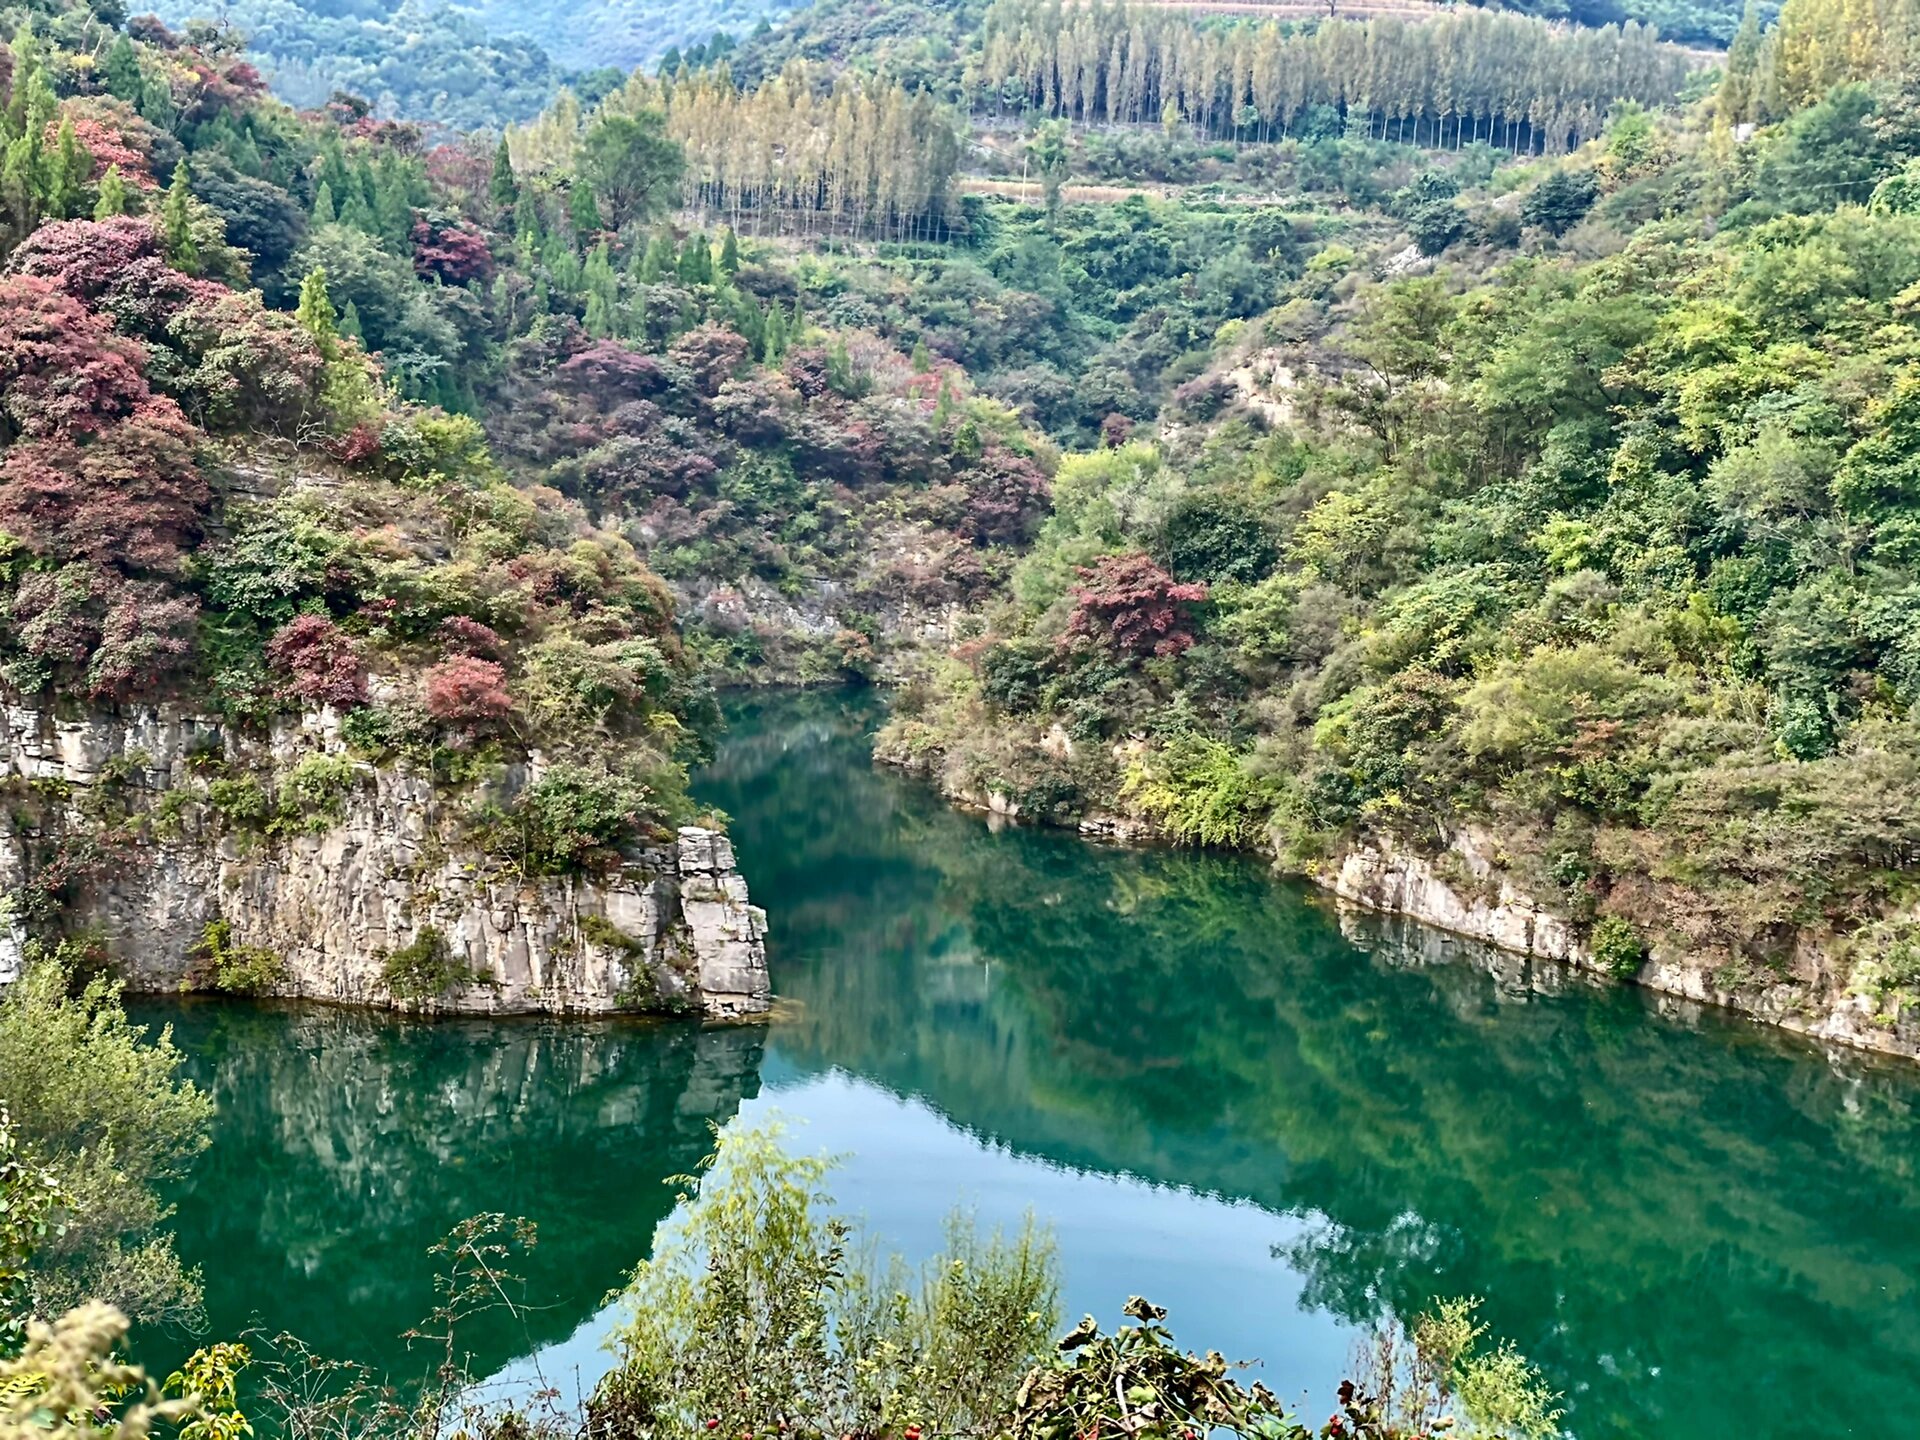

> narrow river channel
[137,689,1920,1439]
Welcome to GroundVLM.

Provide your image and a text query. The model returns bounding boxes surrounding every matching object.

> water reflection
[139,1003,764,1382]
[706,690,1920,1440]
[144,690,1920,1440]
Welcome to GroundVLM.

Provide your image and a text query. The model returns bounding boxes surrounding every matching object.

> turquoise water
[140,689,1920,1438]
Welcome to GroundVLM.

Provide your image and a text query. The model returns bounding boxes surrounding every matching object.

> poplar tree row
[1725,0,1920,120]
[973,0,1697,150]
[515,63,967,239]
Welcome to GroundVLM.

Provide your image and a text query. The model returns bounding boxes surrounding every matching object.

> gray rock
[0,698,769,1020]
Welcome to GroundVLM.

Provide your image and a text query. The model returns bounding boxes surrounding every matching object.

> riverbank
[133,688,1920,1440]
[872,725,1920,1065]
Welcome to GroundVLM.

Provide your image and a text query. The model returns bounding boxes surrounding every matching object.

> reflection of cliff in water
[702,690,1920,1440]
[140,1002,765,1381]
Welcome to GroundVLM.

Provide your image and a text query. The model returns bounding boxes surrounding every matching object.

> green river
[136,690,1920,1439]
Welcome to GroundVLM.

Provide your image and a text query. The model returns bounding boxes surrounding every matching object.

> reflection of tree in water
[707,691,1920,1440]
[138,1002,765,1385]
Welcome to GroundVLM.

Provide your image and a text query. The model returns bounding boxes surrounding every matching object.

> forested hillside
[0,0,1907,1045]
[862,0,1920,1035]
[145,0,789,123]
[8,0,1920,1425]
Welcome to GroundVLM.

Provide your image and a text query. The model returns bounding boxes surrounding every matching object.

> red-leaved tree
[957,444,1051,547]
[0,399,208,573]
[411,217,494,285]
[423,656,515,726]
[10,217,163,304]
[10,562,198,699]
[0,273,152,442]
[1064,553,1209,659]
[439,615,506,660]
[265,615,368,708]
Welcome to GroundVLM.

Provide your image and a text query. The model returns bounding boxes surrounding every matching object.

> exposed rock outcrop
[1322,827,1920,1062]
[0,698,770,1018]
[1324,828,1582,964]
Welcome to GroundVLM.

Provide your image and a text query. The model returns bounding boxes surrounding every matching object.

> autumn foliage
[0,273,152,442]
[265,615,368,708]
[1065,553,1209,658]
[423,656,515,725]
[0,274,211,576]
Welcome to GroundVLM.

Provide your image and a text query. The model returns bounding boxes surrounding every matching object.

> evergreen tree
[718,227,740,277]
[826,335,854,394]
[515,191,545,248]
[1,132,42,240]
[311,180,336,224]
[48,118,85,220]
[93,164,131,219]
[296,267,377,424]
[162,159,200,274]
[6,25,44,138]
[763,301,787,363]
[570,179,600,241]
[338,299,365,345]
[295,266,340,355]
[1720,0,1767,124]
[640,228,676,282]
[319,145,352,203]
[339,182,377,234]
[583,241,618,337]
[103,34,142,101]
[678,232,712,285]
[490,136,518,215]
[229,129,265,179]
[373,157,413,244]
[138,76,175,129]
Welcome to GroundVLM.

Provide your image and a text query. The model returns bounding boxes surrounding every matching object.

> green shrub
[978,643,1052,715]
[579,913,644,955]
[185,920,287,996]
[206,777,269,827]
[478,764,680,876]
[379,926,482,1003]
[595,1123,1057,1440]
[0,958,212,1328]
[1121,735,1285,849]
[1590,915,1647,979]
[271,755,359,834]
[340,705,409,760]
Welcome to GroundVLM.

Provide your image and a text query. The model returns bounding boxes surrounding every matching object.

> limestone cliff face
[1324,829,1582,965]
[0,699,769,1018]
[1323,827,1920,1062]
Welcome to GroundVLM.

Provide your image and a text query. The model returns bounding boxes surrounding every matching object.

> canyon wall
[0,698,769,1018]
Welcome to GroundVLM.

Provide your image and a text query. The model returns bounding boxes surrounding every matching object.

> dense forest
[147,0,792,115]
[878,0,1920,1013]
[971,1,1697,150]
[3,0,1920,1425]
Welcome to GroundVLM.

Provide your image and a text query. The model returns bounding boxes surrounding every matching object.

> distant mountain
[463,0,795,71]
[148,0,798,128]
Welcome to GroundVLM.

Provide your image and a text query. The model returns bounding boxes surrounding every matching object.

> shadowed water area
[137,689,1920,1439]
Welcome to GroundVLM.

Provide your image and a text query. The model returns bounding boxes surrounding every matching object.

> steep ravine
[0,698,769,1018]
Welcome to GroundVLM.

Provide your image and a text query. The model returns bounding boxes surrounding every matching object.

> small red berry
[706,1424,718,1432]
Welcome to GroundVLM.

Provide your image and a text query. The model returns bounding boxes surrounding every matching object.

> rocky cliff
[0,699,770,1018]
[1325,827,1920,1062]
